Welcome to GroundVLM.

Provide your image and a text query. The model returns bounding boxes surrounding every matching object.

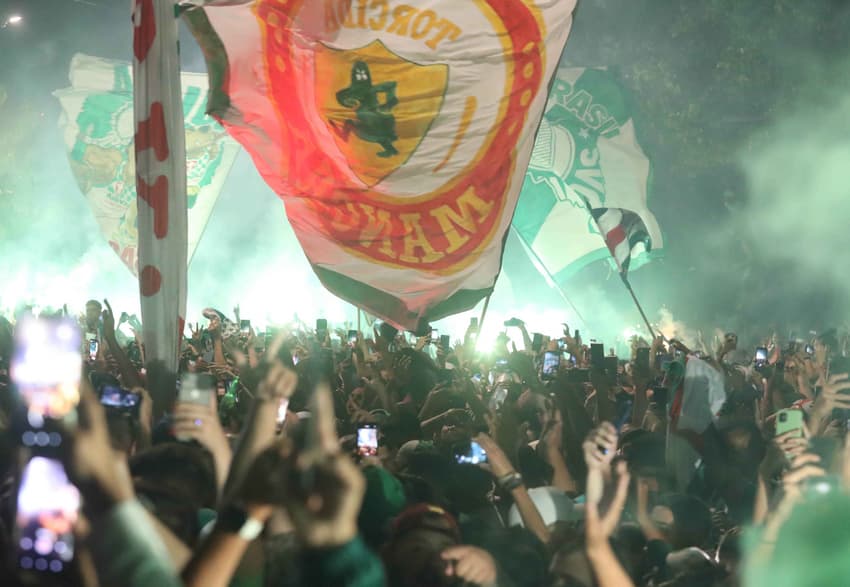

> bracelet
[497,471,524,492]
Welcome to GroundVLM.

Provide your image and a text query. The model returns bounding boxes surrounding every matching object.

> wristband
[215,504,265,541]
[497,471,524,492]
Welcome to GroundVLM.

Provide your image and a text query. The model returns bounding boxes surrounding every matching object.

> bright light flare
[3,14,23,27]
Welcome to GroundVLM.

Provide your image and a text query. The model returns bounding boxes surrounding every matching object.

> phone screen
[542,351,560,379]
[456,441,488,465]
[755,347,768,364]
[11,317,82,423]
[87,339,98,362]
[470,317,478,328]
[178,373,215,405]
[240,320,251,335]
[316,319,328,336]
[357,425,378,457]
[99,386,140,410]
[347,330,358,345]
[430,328,439,343]
[16,457,79,574]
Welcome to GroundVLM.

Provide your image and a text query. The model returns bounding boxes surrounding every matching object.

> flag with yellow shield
[183,0,577,329]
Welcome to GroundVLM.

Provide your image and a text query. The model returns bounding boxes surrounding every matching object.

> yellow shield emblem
[314,40,448,187]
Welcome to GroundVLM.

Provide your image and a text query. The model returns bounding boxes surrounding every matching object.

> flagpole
[510,226,589,329]
[620,273,655,339]
[577,200,657,341]
[477,293,492,333]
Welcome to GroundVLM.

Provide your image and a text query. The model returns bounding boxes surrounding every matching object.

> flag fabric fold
[183,0,578,330]
[513,66,663,283]
[55,53,239,276]
[590,207,652,276]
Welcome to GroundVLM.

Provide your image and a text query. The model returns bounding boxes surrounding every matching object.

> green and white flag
[513,67,662,282]
[54,53,239,275]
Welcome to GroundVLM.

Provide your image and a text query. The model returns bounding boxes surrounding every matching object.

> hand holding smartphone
[11,317,82,430]
[356,424,378,457]
[16,456,80,576]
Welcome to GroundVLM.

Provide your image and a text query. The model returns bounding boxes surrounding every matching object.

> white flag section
[132,0,188,370]
[55,54,239,276]
[513,67,663,283]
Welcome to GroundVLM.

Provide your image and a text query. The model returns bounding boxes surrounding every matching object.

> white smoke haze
[740,58,850,332]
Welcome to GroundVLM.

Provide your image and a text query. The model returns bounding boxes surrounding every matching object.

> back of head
[660,493,713,550]
[383,504,461,587]
[475,526,547,587]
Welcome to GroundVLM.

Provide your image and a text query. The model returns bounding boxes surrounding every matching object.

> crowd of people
[0,298,849,587]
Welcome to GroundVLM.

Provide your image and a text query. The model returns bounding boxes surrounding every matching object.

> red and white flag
[590,207,653,277]
[133,0,188,369]
[183,0,577,330]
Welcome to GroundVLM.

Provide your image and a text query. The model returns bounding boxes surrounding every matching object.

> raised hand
[63,381,134,516]
[173,395,231,491]
[586,461,630,547]
[583,422,618,472]
[189,322,204,341]
[101,298,116,337]
[442,545,497,586]
[811,373,850,422]
[285,384,365,547]
[208,316,222,340]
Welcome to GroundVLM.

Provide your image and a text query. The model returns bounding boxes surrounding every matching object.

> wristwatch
[215,504,265,541]
[497,471,524,492]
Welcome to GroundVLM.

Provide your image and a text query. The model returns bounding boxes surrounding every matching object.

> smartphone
[87,338,98,362]
[430,328,440,344]
[356,424,378,457]
[16,456,80,575]
[455,440,488,465]
[590,343,604,368]
[542,351,560,380]
[470,317,479,329]
[494,357,510,371]
[438,368,455,384]
[604,356,619,377]
[754,347,768,367]
[614,392,634,432]
[775,408,804,439]
[240,319,251,335]
[557,339,566,351]
[440,334,451,351]
[635,347,650,376]
[316,318,328,340]
[99,385,141,414]
[531,333,543,353]
[178,373,216,406]
[347,330,358,345]
[11,317,82,427]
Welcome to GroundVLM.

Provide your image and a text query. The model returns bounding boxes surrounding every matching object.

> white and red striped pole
[132,0,187,371]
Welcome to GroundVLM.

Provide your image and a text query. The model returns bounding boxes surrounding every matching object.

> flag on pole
[183,0,578,330]
[55,54,239,276]
[132,0,188,370]
[590,207,652,277]
[513,67,662,283]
